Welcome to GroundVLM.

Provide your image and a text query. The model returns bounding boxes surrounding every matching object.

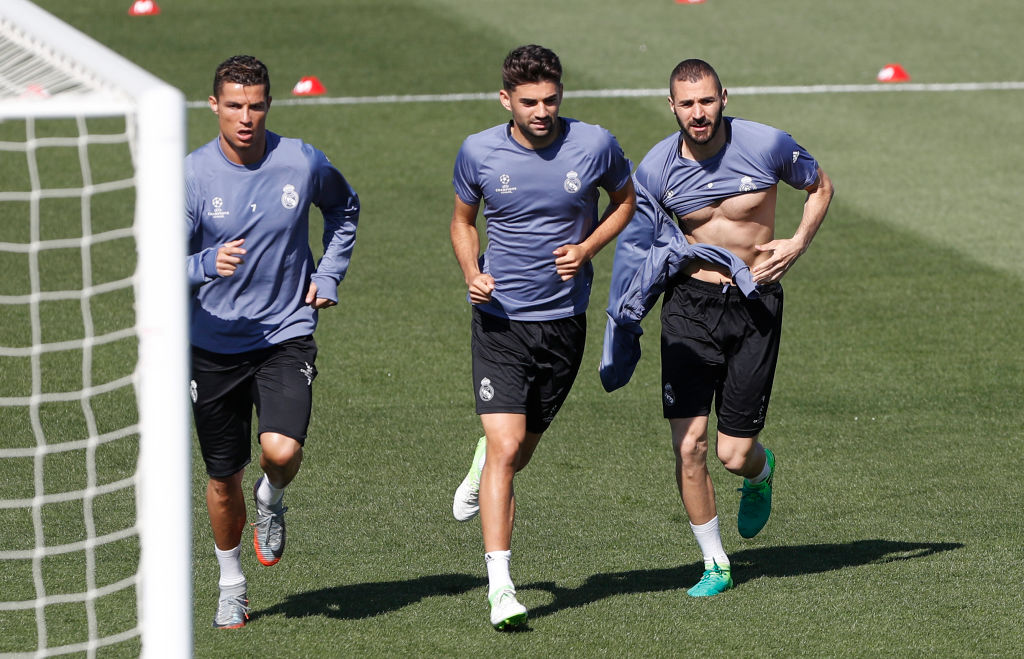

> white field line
[185,81,1024,109]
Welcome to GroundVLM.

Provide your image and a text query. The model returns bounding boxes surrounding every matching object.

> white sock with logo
[689,516,730,569]
[215,544,245,589]
[485,550,514,599]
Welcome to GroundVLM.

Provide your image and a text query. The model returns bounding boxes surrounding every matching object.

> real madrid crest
[563,170,582,194]
[281,184,299,209]
[478,377,495,402]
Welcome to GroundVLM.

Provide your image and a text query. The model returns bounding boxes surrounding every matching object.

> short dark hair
[502,45,562,91]
[669,58,722,96]
[213,55,270,99]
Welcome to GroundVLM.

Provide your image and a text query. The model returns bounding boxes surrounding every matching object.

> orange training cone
[292,76,326,96]
[677,0,706,4]
[128,0,160,16]
[877,63,910,83]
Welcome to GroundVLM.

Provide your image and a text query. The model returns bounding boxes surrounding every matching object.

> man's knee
[716,432,759,473]
[488,433,527,469]
[207,471,244,506]
[671,418,709,464]
[259,433,303,469]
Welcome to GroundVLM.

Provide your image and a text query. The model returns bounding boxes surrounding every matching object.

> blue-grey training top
[453,118,633,321]
[634,117,819,218]
[186,131,359,353]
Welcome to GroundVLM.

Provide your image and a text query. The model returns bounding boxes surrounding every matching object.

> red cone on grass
[292,76,326,96]
[128,0,160,16]
[877,63,910,83]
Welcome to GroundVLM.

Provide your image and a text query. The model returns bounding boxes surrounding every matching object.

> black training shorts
[190,335,318,477]
[471,308,586,434]
[660,277,783,438]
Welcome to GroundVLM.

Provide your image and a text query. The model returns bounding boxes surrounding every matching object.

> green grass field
[4,0,1023,655]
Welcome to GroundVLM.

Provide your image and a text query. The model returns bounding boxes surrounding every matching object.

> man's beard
[678,111,722,145]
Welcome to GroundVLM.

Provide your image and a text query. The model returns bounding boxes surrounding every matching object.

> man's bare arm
[449,194,495,304]
[554,178,637,281]
[751,166,834,284]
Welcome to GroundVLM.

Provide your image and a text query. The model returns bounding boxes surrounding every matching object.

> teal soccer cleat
[686,561,733,598]
[737,448,774,539]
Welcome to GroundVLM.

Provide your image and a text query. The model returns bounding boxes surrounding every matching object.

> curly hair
[501,45,562,91]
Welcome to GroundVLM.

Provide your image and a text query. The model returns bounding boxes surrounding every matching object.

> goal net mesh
[0,3,189,657]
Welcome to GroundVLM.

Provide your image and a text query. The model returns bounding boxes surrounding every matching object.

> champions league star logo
[478,377,495,402]
[496,174,517,195]
[207,196,230,219]
[281,184,299,209]
[563,170,582,194]
[738,176,755,192]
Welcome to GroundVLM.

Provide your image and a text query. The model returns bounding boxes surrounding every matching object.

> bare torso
[679,185,778,284]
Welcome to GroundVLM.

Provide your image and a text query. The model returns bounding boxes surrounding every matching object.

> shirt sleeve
[185,162,220,289]
[597,130,634,193]
[309,148,360,303]
[633,152,666,206]
[452,139,482,206]
[771,130,819,190]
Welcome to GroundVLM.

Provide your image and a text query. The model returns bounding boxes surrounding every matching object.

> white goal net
[0,1,190,657]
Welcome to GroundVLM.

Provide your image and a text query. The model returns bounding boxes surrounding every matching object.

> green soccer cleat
[489,587,528,630]
[452,436,487,522]
[686,561,733,598]
[737,447,774,539]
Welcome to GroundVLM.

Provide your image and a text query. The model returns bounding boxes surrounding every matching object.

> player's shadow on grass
[520,539,963,620]
[251,573,485,621]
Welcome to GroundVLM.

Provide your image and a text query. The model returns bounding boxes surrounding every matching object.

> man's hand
[553,244,591,281]
[751,238,806,284]
[216,238,246,277]
[752,167,834,284]
[467,273,496,304]
[305,282,336,309]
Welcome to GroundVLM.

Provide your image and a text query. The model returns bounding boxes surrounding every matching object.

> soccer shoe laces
[253,505,286,532]
[253,506,288,542]
[737,482,769,501]
[214,592,251,627]
[692,560,733,585]
[695,564,727,583]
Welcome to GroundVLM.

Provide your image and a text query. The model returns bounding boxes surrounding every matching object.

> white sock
[257,476,285,508]
[485,550,514,599]
[689,516,730,569]
[748,451,772,484]
[215,544,245,589]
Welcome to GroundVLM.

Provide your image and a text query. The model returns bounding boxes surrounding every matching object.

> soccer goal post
[0,1,190,656]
